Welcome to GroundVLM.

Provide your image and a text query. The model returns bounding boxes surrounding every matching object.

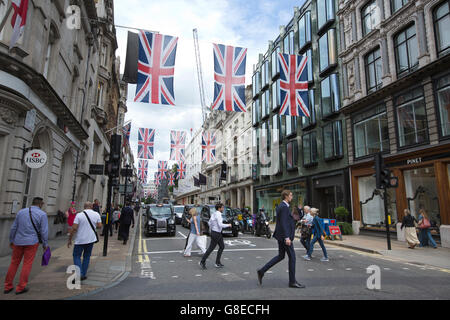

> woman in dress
[66,201,77,235]
[401,209,420,249]
[418,209,437,248]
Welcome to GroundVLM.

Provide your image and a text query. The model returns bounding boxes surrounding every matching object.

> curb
[323,240,381,255]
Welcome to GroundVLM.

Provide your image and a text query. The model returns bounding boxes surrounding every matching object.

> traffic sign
[328,226,342,236]
[89,164,104,175]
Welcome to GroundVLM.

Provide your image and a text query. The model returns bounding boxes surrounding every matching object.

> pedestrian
[257,190,305,289]
[67,202,102,281]
[112,206,121,233]
[199,203,231,269]
[401,209,420,249]
[4,197,49,295]
[100,207,113,237]
[184,208,207,257]
[418,209,437,249]
[65,201,77,236]
[303,208,329,262]
[299,206,313,252]
[93,199,101,215]
[119,202,135,245]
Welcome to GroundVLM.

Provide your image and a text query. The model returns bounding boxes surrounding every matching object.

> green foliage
[334,206,349,220]
[337,222,353,235]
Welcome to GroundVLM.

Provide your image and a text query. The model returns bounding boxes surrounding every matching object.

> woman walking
[303,208,329,262]
[66,202,77,236]
[184,208,206,257]
[112,206,121,233]
[401,209,420,249]
[418,209,437,249]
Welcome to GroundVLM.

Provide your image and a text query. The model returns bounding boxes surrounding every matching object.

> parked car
[200,205,239,237]
[173,205,184,224]
[181,205,202,228]
[144,204,176,237]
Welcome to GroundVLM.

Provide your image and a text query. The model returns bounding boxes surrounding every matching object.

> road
[81,214,450,300]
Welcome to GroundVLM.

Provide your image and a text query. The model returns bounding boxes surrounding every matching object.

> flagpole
[0,4,13,34]
[104,120,132,134]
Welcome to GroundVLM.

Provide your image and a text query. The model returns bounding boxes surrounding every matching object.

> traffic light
[373,152,398,189]
[106,134,121,177]
[373,152,383,189]
[380,167,391,190]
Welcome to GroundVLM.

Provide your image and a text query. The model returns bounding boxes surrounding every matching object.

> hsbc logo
[24,149,47,169]
[31,152,41,158]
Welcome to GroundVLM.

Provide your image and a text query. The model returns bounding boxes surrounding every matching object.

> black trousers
[260,239,297,284]
[119,223,131,241]
[201,231,224,264]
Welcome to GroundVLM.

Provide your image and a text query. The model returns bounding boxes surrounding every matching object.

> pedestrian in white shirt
[67,202,102,281]
[199,203,231,269]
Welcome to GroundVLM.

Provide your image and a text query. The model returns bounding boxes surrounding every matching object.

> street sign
[24,149,47,169]
[119,184,134,194]
[89,164,104,175]
[120,168,133,177]
[328,226,342,236]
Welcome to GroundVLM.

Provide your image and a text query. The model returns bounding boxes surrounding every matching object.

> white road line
[346,268,352,271]
[195,274,202,277]
[178,231,187,239]
[143,248,314,254]
[308,269,314,272]
[243,272,250,275]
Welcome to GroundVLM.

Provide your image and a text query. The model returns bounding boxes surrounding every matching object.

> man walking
[257,190,305,288]
[4,197,49,295]
[68,202,102,281]
[199,203,231,269]
[119,202,134,245]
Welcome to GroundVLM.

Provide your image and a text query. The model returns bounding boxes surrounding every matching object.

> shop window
[362,0,380,36]
[391,0,409,14]
[271,46,281,79]
[435,73,450,137]
[365,47,383,94]
[320,74,340,118]
[394,24,418,77]
[353,104,389,158]
[286,140,298,170]
[323,120,343,160]
[317,0,335,33]
[302,131,317,166]
[298,11,312,51]
[434,1,450,56]
[359,176,397,225]
[396,88,428,147]
[302,89,316,128]
[319,28,337,74]
[404,167,440,227]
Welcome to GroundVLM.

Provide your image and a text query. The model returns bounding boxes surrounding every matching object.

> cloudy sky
[113,0,305,179]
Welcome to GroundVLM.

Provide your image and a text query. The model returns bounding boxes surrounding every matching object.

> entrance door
[317,187,336,219]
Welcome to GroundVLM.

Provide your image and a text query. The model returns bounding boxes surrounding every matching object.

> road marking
[178,231,187,239]
[308,269,314,272]
[143,247,316,254]
[243,272,250,275]
[195,274,202,277]
[346,268,352,271]
[383,268,391,271]
[266,271,273,274]
[327,269,333,271]
[172,276,179,278]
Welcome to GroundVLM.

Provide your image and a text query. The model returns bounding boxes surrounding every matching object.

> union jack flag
[278,53,309,117]
[168,172,176,186]
[138,160,148,182]
[177,161,186,180]
[202,131,217,163]
[170,130,186,161]
[154,172,161,186]
[137,128,155,159]
[122,123,131,147]
[135,31,178,105]
[212,43,247,112]
[158,161,168,179]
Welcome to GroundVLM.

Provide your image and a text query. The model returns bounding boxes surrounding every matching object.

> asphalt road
[84,215,450,300]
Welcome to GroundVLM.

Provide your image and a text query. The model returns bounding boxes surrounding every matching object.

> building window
[272,114,280,143]
[272,79,280,111]
[284,30,295,54]
[365,47,383,94]
[394,24,418,77]
[306,48,313,83]
[323,120,343,160]
[261,60,270,90]
[317,0,335,33]
[271,46,281,79]
[353,105,389,158]
[101,43,108,67]
[303,131,317,166]
[435,73,450,137]
[298,11,312,50]
[96,82,104,107]
[252,70,261,97]
[434,1,450,56]
[362,0,380,36]
[319,29,337,74]
[320,74,340,118]
[396,88,428,147]
[261,91,270,120]
[391,0,409,14]
[302,89,316,128]
[285,116,297,137]
[286,140,298,170]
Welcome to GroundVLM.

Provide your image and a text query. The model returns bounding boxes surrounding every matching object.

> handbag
[29,208,43,244]
[419,218,431,229]
[84,211,99,243]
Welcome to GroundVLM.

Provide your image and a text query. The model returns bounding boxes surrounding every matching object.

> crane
[193,28,207,124]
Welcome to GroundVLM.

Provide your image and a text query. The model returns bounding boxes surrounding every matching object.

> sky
[113,0,306,179]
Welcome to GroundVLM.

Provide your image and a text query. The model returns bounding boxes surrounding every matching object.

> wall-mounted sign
[24,149,47,169]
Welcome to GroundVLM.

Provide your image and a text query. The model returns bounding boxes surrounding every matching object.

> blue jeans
[307,234,328,259]
[73,243,94,277]
[419,229,437,248]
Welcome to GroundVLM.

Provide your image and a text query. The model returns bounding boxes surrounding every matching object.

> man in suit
[119,202,135,245]
[257,190,305,288]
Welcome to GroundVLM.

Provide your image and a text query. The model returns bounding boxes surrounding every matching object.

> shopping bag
[41,247,51,266]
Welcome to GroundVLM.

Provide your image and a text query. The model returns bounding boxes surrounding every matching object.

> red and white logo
[24,149,47,169]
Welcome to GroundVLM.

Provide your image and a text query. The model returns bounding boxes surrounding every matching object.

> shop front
[350,146,450,244]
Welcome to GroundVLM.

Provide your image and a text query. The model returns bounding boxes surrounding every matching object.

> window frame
[323,120,344,161]
[318,28,337,75]
[433,71,450,140]
[302,89,316,129]
[391,0,409,14]
[302,131,318,167]
[362,0,379,37]
[364,47,383,94]
[286,139,299,171]
[320,73,341,119]
[252,70,261,98]
[271,79,281,112]
[317,0,336,35]
[433,0,450,56]
[394,24,419,77]
[271,46,281,80]
[298,11,312,52]
[285,115,298,138]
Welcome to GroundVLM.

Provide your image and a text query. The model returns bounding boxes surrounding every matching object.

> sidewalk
[0,215,138,300]
[269,223,450,271]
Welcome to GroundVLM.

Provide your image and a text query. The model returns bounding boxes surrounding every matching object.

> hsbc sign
[24,149,48,169]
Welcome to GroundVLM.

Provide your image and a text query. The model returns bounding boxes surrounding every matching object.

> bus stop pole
[384,189,392,250]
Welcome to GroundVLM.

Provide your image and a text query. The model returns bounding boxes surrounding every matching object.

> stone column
[416,9,430,66]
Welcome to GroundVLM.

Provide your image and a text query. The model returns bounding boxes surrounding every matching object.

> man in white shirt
[199,203,231,269]
[67,202,102,281]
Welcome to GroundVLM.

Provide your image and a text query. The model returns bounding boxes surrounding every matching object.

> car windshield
[173,206,184,213]
[150,206,172,217]
[223,207,233,219]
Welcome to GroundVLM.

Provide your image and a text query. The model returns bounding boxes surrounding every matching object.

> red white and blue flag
[154,172,161,186]
[212,43,247,112]
[122,123,131,147]
[177,161,186,180]
[202,131,217,163]
[278,53,309,117]
[138,160,148,182]
[170,130,186,161]
[158,161,168,179]
[168,172,176,186]
[135,31,178,105]
[137,128,155,159]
